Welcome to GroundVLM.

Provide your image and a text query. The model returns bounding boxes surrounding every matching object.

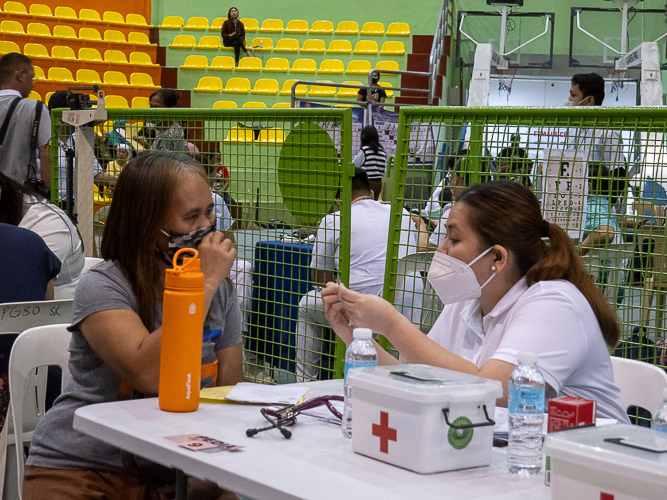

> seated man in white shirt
[295,168,413,381]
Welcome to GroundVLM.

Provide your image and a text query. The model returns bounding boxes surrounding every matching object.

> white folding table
[73,379,550,500]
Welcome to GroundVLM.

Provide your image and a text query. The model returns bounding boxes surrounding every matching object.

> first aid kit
[347,364,503,474]
[544,424,667,500]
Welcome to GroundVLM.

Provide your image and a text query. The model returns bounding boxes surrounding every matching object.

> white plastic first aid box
[544,424,667,500]
[347,364,503,474]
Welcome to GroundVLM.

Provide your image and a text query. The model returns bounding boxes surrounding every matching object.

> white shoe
[247,47,255,57]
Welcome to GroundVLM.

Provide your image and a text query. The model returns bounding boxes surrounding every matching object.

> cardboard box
[548,396,596,433]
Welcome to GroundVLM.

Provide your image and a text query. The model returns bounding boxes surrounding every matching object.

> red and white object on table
[548,396,596,433]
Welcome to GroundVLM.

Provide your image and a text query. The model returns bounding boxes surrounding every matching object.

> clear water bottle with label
[507,351,545,475]
[342,328,377,438]
[652,389,667,433]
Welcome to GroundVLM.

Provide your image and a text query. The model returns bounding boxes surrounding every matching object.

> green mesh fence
[384,106,667,424]
[50,106,353,384]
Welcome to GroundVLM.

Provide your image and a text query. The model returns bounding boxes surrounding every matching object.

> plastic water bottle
[342,328,377,438]
[507,351,545,475]
[652,388,667,433]
[159,248,205,412]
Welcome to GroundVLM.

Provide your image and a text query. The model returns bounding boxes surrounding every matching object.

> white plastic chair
[9,324,72,499]
[84,257,103,270]
[0,300,73,334]
[611,357,667,415]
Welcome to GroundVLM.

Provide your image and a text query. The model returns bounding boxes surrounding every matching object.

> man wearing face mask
[320,181,630,423]
[357,72,387,104]
[564,73,626,172]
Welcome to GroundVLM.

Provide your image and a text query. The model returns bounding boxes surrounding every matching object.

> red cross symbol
[372,411,397,454]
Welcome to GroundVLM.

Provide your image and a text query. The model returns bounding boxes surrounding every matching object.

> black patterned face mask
[156,225,215,267]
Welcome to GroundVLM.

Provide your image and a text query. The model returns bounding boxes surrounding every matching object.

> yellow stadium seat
[250,78,279,95]
[79,8,101,22]
[1,20,25,34]
[258,128,285,143]
[337,81,362,97]
[335,21,359,35]
[223,77,250,94]
[318,59,344,75]
[104,95,129,108]
[300,39,325,54]
[309,20,333,34]
[129,52,155,66]
[236,57,262,72]
[54,6,76,19]
[291,58,316,73]
[274,38,299,53]
[103,11,125,24]
[128,32,151,45]
[376,60,400,71]
[104,30,126,43]
[105,50,128,64]
[209,56,235,70]
[197,36,222,49]
[285,20,308,34]
[361,22,385,35]
[44,91,54,104]
[259,19,283,33]
[0,41,20,55]
[53,25,76,39]
[327,40,352,54]
[76,68,102,84]
[160,16,183,29]
[242,101,267,108]
[210,17,225,29]
[29,4,52,17]
[4,1,26,14]
[169,35,196,48]
[103,71,130,86]
[212,100,237,108]
[51,45,75,60]
[272,102,291,108]
[354,40,378,55]
[33,66,48,81]
[378,82,394,98]
[380,41,405,55]
[27,22,51,37]
[346,60,372,75]
[23,43,50,59]
[309,81,335,97]
[279,79,307,96]
[130,72,159,89]
[224,127,253,143]
[127,13,148,26]
[249,37,273,51]
[27,91,41,101]
[335,104,354,108]
[132,96,151,108]
[387,22,410,36]
[181,55,208,69]
[79,27,102,41]
[194,76,223,92]
[240,18,258,32]
[184,16,208,30]
[78,48,103,62]
[263,57,289,73]
[48,67,75,83]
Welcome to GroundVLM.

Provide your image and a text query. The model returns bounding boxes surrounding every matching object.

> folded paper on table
[201,383,308,405]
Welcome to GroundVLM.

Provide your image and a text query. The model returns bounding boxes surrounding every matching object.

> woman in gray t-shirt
[24,152,244,499]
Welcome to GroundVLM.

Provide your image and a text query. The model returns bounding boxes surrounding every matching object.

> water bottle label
[508,386,544,414]
[344,359,377,382]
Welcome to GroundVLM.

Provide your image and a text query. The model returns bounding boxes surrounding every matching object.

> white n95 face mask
[427,247,495,304]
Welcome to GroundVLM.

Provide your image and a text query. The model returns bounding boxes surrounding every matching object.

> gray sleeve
[70,266,135,328]
[209,281,242,351]
[353,150,365,168]
[37,104,51,148]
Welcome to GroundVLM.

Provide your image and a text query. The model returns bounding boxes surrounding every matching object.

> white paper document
[224,383,309,405]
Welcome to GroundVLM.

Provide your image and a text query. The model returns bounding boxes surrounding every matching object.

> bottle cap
[165,249,204,290]
[663,388,667,402]
[352,328,372,340]
[517,351,538,365]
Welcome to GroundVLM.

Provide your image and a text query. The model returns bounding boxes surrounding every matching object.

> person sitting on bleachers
[0,172,84,299]
[295,168,414,381]
[221,7,253,66]
[23,152,242,499]
[143,89,188,153]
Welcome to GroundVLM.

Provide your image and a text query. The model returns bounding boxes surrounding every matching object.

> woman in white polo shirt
[321,181,629,422]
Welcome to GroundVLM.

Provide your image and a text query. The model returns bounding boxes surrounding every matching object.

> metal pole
[74,125,95,257]
[621,0,629,54]
[499,5,507,56]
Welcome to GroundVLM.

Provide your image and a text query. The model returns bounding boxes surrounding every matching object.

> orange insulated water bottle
[159,248,205,412]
